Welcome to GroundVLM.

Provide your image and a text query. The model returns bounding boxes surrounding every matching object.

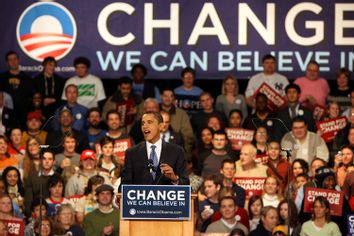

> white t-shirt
[245,72,289,97]
[62,74,106,108]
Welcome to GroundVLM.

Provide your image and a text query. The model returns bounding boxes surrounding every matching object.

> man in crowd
[245,54,289,108]
[21,111,47,145]
[62,56,106,109]
[131,63,160,102]
[84,184,119,235]
[281,116,329,163]
[84,107,106,150]
[160,111,184,148]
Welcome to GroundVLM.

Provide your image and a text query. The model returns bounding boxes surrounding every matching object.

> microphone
[148,159,154,173]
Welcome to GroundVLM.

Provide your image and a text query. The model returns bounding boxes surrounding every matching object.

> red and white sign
[313,105,326,121]
[254,83,287,111]
[2,219,24,236]
[304,187,344,216]
[233,177,266,198]
[95,138,132,163]
[225,128,254,151]
[316,117,347,142]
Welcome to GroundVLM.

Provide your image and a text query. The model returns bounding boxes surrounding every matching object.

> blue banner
[0,0,353,79]
[121,185,191,220]
[348,214,354,236]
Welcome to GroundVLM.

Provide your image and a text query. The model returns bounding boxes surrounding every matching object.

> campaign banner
[348,214,354,236]
[316,116,347,142]
[313,105,326,121]
[233,177,266,198]
[254,83,287,111]
[95,138,132,163]
[0,1,353,79]
[255,154,268,164]
[121,185,191,220]
[303,187,344,216]
[2,219,24,236]
[225,128,254,151]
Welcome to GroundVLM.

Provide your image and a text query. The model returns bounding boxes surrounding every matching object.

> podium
[118,185,197,236]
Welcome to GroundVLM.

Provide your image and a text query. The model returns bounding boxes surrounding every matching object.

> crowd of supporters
[0,50,352,236]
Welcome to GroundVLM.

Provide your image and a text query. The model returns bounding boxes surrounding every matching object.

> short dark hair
[262,54,276,63]
[42,56,56,67]
[118,76,133,86]
[74,56,90,68]
[42,149,56,161]
[5,51,19,61]
[219,195,237,206]
[285,83,301,94]
[228,109,243,120]
[212,129,227,139]
[292,158,309,174]
[336,68,350,81]
[87,107,102,118]
[47,174,64,189]
[291,116,307,127]
[142,111,163,124]
[255,93,268,102]
[131,63,147,76]
[295,173,309,181]
[307,60,319,69]
[30,198,48,212]
[181,67,196,78]
[106,109,120,121]
[221,159,235,169]
[203,174,222,187]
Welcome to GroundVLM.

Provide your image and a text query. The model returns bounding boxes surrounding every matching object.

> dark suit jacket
[121,141,189,185]
[1,107,19,135]
[164,128,184,149]
[274,105,315,141]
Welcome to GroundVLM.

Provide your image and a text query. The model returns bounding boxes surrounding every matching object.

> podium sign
[121,185,191,220]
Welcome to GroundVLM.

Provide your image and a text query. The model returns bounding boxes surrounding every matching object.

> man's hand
[102,222,114,235]
[160,163,178,182]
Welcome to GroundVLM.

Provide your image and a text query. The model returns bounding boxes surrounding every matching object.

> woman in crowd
[0,136,19,174]
[193,127,213,174]
[2,166,24,217]
[249,206,279,236]
[333,144,354,187]
[248,195,264,231]
[300,196,341,236]
[327,68,351,111]
[22,137,42,181]
[207,115,223,132]
[262,176,283,208]
[216,75,248,121]
[75,175,104,226]
[97,136,121,175]
[0,193,23,222]
[277,200,301,236]
[53,204,84,236]
[34,216,53,236]
[324,101,341,120]
[227,109,243,128]
[253,126,268,156]
[287,159,309,199]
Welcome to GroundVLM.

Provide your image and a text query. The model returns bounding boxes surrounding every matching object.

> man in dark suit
[122,111,189,185]
[274,83,315,141]
[160,111,184,149]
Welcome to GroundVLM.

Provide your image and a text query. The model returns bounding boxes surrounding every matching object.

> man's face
[182,72,195,88]
[144,101,159,113]
[286,88,300,103]
[65,86,78,104]
[240,145,255,167]
[292,121,308,140]
[295,176,307,189]
[160,113,170,133]
[211,134,227,150]
[75,64,88,77]
[267,142,280,161]
[255,96,268,112]
[322,176,335,190]
[220,163,235,179]
[63,137,76,153]
[81,158,96,171]
[306,63,319,81]
[132,67,145,83]
[161,90,175,107]
[87,111,101,128]
[220,199,236,220]
[44,61,56,75]
[59,111,73,127]
[119,83,132,97]
[107,113,120,131]
[27,119,41,132]
[141,114,162,143]
[262,58,276,74]
[10,129,22,145]
[41,152,55,171]
[49,182,64,198]
[208,117,221,131]
[97,191,113,206]
[203,180,220,199]
[6,54,19,71]
[200,94,214,111]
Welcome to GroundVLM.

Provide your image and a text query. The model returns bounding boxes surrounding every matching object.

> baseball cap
[27,111,42,121]
[95,184,114,194]
[272,225,288,236]
[80,149,96,161]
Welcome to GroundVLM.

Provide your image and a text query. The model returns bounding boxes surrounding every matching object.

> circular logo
[129,208,136,215]
[17,2,77,61]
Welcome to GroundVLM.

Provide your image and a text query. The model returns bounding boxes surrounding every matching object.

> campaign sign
[95,138,132,163]
[225,128,254,151]
[254,83,287,111]
[348,214,354,236]
[304,187,344,216]
[233,177,266,198]
[313,105,326,121]
[2,219,24,236]
[316,117,347,143]
[121,185,191,220]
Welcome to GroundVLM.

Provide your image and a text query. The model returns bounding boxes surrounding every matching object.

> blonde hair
[263,175,283,200]
[221,75,239,96]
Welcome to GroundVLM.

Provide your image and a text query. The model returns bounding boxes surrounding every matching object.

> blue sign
[121,185,191,220]
[348,214,354,236]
